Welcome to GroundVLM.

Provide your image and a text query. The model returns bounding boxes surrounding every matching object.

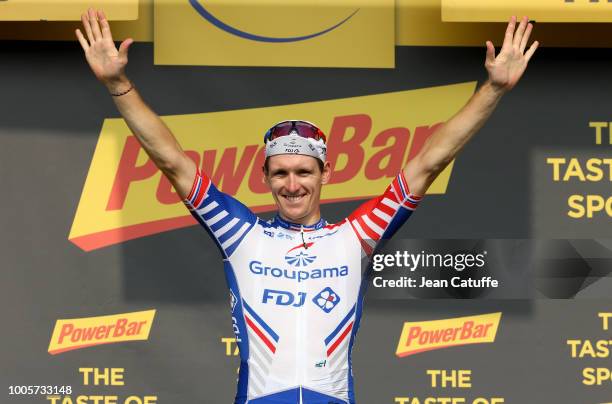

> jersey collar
[272,214,327,231]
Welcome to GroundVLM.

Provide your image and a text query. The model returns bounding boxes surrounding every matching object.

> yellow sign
[0,0,138,21]
[396,313,502,357]
[154,0,394,67]
[48,310,156,355]
[1,0,610,47]
[68,82,476,251]
[397,0,612,47]
[442,0,612,22]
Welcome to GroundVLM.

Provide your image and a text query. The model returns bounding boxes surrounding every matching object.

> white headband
[264,134,327,162]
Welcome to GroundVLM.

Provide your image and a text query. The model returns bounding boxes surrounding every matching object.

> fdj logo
[263,289,306,307]
[312,287,340,313]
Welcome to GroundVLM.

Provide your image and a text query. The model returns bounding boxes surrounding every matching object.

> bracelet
[110,83,134,97]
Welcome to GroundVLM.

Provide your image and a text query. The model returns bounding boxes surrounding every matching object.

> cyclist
[77,9,537,403]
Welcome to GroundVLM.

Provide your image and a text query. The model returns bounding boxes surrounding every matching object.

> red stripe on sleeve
[367,211,388,230]
[192,183,207,209]
[391,179,404,200]
[186,172,201,202]
[385,185,400,203]
[355,215,380,241]
[376,197,396,217]
[397,172,409,196]
[403,200,418,210]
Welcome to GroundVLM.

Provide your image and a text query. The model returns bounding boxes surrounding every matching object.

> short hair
[263,157,324,175]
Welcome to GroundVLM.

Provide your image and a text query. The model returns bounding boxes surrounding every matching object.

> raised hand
[485,16,539,92]
[76,8,133,90]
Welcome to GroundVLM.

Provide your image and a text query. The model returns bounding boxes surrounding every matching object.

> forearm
[403,80,505,195]
[105,76,196,197]
[77,9,196,197]
[420,80,505,172]
[106,76,193,177]
[403,16,536,196]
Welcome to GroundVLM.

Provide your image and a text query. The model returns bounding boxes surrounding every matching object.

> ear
[321,161,332,185]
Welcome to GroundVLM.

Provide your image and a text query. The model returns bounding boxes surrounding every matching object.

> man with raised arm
[77,9,537,404]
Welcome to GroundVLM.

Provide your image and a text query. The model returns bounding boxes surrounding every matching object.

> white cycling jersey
[184,169,421,404]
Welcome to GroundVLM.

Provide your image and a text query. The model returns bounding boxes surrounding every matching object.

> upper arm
[403,156,426,197]
[402,153,437,197]
[403,128,454,197]
[162,151,198,200]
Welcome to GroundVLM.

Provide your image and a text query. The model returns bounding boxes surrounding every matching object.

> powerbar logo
[69,83,476,251]
[48,310,155,355]
[395,312,501,357]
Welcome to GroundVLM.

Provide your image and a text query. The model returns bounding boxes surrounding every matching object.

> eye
[298,169,313,176]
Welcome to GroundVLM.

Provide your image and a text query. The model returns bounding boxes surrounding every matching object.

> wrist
[104,76,131,94]
[483,79,507,98]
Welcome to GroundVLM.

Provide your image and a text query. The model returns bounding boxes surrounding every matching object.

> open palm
[76,9,133,84]
[485,16,538,92]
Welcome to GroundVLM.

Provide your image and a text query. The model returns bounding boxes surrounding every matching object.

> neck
[278,211,321,226]
[274,211,326,230]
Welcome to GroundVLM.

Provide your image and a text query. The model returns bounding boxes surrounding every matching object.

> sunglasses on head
[263,120,327,144]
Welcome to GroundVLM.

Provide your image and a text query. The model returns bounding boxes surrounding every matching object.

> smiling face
[263,154,331,225]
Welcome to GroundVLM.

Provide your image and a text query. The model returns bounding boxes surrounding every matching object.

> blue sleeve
[183,170,257,258]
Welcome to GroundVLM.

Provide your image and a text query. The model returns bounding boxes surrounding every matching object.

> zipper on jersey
[301,225,308,249]
[298,225,306,402]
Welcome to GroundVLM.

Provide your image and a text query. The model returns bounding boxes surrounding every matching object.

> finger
[88,8,103,41]
[75,29,89,51]
[502,15,517,51]
[118,38,134,59]
[97,10,113,42]
[81,12,95,44]
[520,23,533,53]
[513,16,528,48]
[485,41,496,64]
[525,40,539,62]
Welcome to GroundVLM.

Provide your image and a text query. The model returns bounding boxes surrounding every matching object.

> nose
[286,173,300,194]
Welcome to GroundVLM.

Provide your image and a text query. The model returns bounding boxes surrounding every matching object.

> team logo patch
[285,243,316,267]
[313,287,340,313]
[284,138,299,147]
[285,251,317,267]
[276,232,294,240]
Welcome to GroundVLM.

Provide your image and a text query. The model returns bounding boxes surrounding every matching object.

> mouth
[282,194,306,203]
